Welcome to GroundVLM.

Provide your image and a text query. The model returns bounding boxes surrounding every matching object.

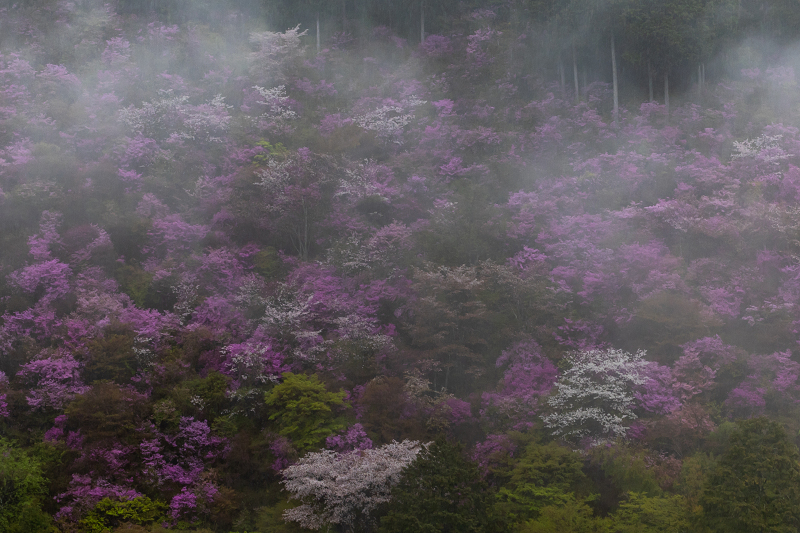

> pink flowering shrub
[0,371,8,418]
[326,423,373,453]
[16,350,89,411]
[472,434,517,478]
[482,340,558,430]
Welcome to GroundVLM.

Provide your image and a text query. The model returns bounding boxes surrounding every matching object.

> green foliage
[264,373,348,452]
[589,445,662,499]
[80,497,167,533]
[151,399,182,432]
[85,323,137,384]
[698,417,800,532]
[520,498,610,533]
[416,182,507,267]
[3,498,55,533]
[496,485,577,526]
[185,371,231,418]
[609,492,691,533]
[496,441,589,525]
[211,415,239,438]
[253,141,289,165]
[621,293,716,365]
[249,499,307,533]
[379,439,500,533]
[673,452,713,511]
[109,217,153,266]
[251,247,283,280]
[115,264,154,308]
[0,439,54,533]
[65,382,151,445]
[358,376,426,443]
[509,441,587,492]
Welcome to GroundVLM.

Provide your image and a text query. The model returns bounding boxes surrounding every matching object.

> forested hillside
[2,0,800,531]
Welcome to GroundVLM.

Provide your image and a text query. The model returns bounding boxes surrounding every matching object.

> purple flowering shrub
[2,1,800,529]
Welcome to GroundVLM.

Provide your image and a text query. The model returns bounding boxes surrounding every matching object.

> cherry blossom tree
[281,440,425,531]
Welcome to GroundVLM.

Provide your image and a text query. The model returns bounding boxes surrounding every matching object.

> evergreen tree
[379,439,500,533]
[699,417,800,532]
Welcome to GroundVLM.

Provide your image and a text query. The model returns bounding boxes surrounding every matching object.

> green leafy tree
[495,441,588,525]
[0,439,54,533]
[588,445,662,499]
[79,496,167,533]
[264,373,348,452]
[379,439,500,533]
[520,498,610,533]
[65,382,151,446]
[610,492,691,533]
[699,417,800,532]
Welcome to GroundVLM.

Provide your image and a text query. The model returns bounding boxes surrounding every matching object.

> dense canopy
[2,0,800,531]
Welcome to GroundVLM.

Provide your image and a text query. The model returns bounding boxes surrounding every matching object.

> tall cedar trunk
[420,0,425,43]
[611,33,619,125]
[664,72,670,122]
[342,0,346,31]
[316,12,320,53]
[698,63,702,92]
[702,63,705,89]
[559,56,566,96]
[572,40,579,104]
[648,59,654,102]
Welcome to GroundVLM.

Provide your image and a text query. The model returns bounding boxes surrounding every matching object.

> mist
[1,0,800,531]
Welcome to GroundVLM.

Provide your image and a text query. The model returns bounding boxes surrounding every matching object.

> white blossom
[248,25,307,84]
[260,283,313,331]
[118,93,231,142]
[355,96,426,143]
[282,440,426,530]
[171,277,200,323]
[732,133,790,163]
[132,336,155,369]
[255,158,292,198]
[543,348,648,445]
[251,85,298,123]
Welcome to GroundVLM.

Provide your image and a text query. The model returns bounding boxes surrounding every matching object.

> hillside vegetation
[2,1,800,532]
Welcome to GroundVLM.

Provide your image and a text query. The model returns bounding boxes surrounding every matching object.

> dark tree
[379,439,500,533]
[699,417,800,533]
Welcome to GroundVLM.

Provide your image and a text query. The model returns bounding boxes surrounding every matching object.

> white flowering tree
[355,96,426,144]
[542,348,648,446]
[117,93,231,143]
[281,440,425,531]
[248,25,307,85]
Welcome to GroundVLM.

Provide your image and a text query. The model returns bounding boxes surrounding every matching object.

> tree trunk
[572,40,579,104]
[342,0,346,31]
[648,59,654,102]
[559,55,566,97]
[611,33,619,125]
[420,0,425,44]
[702,62,705,89]
[664,72,670,122]
[316,12,320,53]
[698,63,702,96]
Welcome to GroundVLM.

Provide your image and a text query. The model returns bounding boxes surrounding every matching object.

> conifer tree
[699,418,800,532]
[379,439,500,533]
